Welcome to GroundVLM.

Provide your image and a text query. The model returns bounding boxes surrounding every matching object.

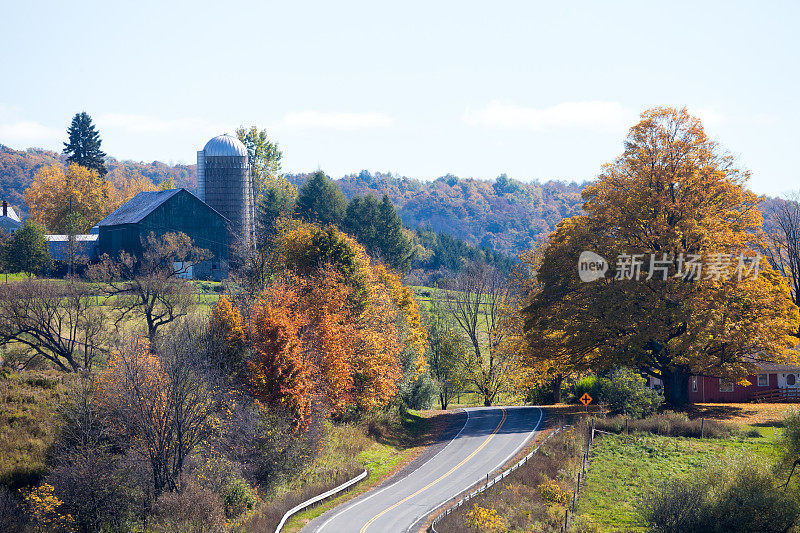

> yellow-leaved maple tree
[522,107,800,406]
[24,163,112,233]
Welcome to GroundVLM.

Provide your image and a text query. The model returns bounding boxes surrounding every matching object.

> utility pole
[68,193,74,278]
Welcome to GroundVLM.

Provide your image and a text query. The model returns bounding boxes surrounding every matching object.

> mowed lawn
[577,427,782,532]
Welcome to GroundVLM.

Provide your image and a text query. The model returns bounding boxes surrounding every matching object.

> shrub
[151,481,226,533]
[193,454,258,519]
[781,409,800,469]
[601,368,663,418]
[222,477,258,519]
[465,505,505,532]
[639,456,800,533]
[537,479,570,505]
[640,476,710,532]
[400,371,437,410]
[23,483,74,532]
[46,447,145,531]
[573,375,606,404]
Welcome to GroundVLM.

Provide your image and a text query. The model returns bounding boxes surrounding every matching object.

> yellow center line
[359,407,508,533]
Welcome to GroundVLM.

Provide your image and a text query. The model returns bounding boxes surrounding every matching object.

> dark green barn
[97,188,229,280]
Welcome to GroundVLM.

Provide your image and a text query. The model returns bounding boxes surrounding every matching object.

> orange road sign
[580,393,592,406]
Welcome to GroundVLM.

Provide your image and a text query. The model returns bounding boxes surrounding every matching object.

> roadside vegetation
[434,423,590,533]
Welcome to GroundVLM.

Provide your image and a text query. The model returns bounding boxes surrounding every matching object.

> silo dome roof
[203,134,248,157]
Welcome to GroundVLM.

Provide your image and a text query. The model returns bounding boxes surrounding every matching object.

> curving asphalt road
[304,406,544,533]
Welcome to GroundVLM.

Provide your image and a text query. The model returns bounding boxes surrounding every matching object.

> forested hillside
[1,144,585,256]
[0,145,196,216]
[289,171,587,256]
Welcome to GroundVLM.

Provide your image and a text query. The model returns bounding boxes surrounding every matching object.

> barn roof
[0,216,21,233]
[97,189,183,226]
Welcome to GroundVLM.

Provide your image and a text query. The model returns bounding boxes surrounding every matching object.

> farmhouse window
[788,374,797,386]
[719,379,734,392]
[758,374,769,387]
[692,376,698,392]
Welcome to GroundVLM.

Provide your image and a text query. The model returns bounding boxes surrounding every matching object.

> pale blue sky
[1,1,798,195]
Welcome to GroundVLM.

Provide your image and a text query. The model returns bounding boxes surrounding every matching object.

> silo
[197,134,253,253]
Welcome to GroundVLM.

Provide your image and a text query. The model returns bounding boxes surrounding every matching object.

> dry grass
[0,371,71,491]
[687,402,800,426]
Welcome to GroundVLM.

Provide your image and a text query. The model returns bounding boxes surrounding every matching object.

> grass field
[577,427,782,531]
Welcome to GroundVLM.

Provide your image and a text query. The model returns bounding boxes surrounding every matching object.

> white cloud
[463,101,633,132]
[0,121,59,145]
[96,113,220,134]
[281,111,393,131]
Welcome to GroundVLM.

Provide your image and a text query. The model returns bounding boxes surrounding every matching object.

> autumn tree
[88,232,210,342]
[248,280,315,428]
[512,248,576,403]
[209,295,247,373]
[244,221,422,422]
[522,108,800,406]
[0,279,104,371]
[107,168,158,211]
[442,262,521,406]
[25,163,112,233]
[63,111,107,177]
[763,195,800,338]
[99,337,220,496]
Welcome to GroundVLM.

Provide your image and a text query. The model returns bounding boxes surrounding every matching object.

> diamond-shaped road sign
[580,393,592,406]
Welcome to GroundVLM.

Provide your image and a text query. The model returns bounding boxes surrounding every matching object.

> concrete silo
[197,134,254,253]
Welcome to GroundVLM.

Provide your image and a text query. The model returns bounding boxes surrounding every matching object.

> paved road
[305,406,544,533]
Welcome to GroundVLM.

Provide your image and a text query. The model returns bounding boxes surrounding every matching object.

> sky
[1,0,798,196]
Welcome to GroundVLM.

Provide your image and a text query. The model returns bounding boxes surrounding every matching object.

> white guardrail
[430,426,564,533]
[274,469,368,533]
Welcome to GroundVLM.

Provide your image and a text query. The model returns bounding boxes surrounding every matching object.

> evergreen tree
[344,195,381,252]
[294,171,346,227]
[376,195,413,272]
[255,181,297,246]
[2,220,52,276]
[63,112,107,177]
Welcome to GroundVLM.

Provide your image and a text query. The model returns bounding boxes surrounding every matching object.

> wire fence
[430,426,566,533]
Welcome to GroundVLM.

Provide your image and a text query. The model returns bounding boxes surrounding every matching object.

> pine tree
[377,195,413,272]
[344,195,381,253]
[63,112,107,177]
[294,171,346,227]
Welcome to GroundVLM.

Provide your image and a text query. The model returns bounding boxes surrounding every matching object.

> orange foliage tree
[522,108,800,406]
[209,295,246,371]
[243,221,424,425]
[248,281,315,429]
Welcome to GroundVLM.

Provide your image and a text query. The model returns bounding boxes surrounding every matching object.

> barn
[96,188,229,280]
